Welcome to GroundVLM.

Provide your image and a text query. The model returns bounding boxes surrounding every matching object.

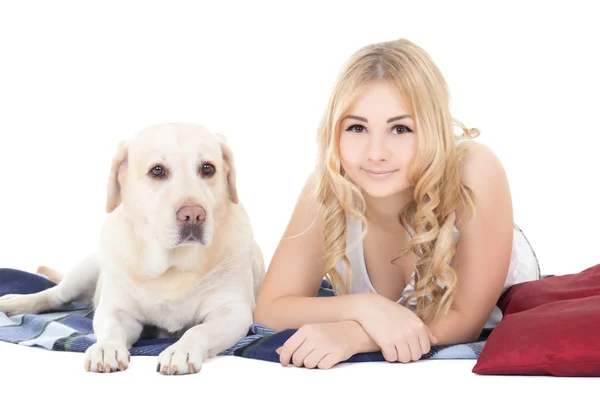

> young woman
[253,38,540,370]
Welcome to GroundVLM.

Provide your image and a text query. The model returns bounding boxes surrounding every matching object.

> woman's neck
[363,188,414,230]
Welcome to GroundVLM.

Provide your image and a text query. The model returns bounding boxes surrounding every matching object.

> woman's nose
[366,134,391,162]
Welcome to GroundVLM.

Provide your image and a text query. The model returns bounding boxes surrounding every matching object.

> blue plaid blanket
[0,267,487,362]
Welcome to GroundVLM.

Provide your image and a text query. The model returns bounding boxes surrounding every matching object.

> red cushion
[498,264,600,314]
[472,264,600,377]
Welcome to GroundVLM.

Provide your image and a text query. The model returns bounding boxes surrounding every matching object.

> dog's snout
[176,205,206,226]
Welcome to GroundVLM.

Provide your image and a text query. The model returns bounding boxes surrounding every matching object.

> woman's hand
[276,320,375,369]
[356,293,439,363]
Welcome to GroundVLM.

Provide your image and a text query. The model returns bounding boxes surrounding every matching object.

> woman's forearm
[346,320,381,354]
[428,309,482,345]
[253,293,371,332]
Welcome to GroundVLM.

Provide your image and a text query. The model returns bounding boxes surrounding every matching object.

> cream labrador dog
[0,122,265,375]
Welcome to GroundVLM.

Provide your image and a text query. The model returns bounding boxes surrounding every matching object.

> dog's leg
[156,302,252,375]
[0,253,100,316]
[84,301,143,373]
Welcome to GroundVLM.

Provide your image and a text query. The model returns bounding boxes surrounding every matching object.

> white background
[0,0,599,397]
[1,1,598,278]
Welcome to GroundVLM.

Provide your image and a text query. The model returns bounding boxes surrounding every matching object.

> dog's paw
[157,342,205,375]
[84,342,131,373]
[0,294,33,316]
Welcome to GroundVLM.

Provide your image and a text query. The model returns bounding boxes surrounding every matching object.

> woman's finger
[427,326,439,344]
[381,344,398,362]
[408,336,423,361]
[291,341,316,368]
[419,330,431,355]
[279,331,308,367]
[395,343,412,363]
[302,347,329,369]
[317,353,341,369]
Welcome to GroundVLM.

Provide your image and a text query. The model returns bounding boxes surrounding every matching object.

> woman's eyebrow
[387,115,411,123]
[341,114,412,123]
[341,115,368,123]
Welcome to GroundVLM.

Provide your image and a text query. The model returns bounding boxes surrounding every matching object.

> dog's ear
[106,140,129,213]
[216,133,239,204]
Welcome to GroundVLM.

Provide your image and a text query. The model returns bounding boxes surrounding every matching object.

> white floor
[1,341,596,399]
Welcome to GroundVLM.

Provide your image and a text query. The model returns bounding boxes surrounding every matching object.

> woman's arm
[253,173,368,330]
[253,172,425,360]
[428,141,515,344]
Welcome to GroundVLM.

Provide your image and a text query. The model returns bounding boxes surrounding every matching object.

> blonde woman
[253,38,540,369]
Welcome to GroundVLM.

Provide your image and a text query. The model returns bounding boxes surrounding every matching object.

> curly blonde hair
[313,38,479,324]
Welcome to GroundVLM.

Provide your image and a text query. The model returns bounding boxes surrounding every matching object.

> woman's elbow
[252,297,278,329]
[252,304,268,326]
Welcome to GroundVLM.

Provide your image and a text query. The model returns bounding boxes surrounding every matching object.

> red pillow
[498,264,600,314]
[472,264,600,377]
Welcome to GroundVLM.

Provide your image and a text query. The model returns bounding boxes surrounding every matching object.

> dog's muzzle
[175,205,206,245]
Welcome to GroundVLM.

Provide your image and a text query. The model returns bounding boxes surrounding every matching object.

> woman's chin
[359,181,410,199]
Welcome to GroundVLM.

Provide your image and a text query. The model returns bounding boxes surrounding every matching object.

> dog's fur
[0,123,265,374]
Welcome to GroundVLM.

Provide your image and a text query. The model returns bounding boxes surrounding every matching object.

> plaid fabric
[0,267,488,362]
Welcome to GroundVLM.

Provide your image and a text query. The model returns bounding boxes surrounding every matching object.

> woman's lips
[362,168,397,179]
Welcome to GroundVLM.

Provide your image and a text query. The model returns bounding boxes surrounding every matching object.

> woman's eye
[393,125,413,134]
[346,124,365,133]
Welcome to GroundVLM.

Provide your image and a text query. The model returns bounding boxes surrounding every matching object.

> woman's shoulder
[458,139,503,172]
[458,140,508,190]
[277,170,327,241]
[455,140,512,221]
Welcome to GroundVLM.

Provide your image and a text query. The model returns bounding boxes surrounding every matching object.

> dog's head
[105,123,238,249]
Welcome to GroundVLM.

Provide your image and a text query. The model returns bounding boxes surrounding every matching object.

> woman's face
[339,80,417,199]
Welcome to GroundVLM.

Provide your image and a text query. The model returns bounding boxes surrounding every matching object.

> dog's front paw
[157,342,205,375]
[0,294,29,316]
[84,342,131,373]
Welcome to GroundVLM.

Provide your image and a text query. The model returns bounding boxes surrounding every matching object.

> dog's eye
[150,165,165,177]
[201,163,216,177]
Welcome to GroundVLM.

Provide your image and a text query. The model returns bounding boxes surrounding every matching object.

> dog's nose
[176,205,206,226]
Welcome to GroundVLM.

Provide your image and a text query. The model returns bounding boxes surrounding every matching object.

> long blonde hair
[314,38,479,324]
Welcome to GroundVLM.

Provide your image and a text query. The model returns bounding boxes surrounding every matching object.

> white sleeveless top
[333,213,540,329]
